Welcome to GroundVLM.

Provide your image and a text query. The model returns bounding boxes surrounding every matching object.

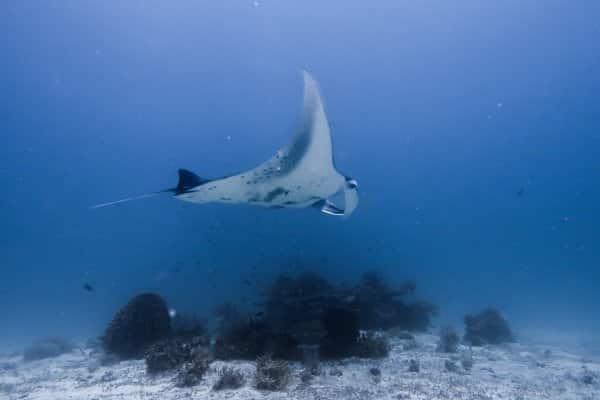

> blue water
[1,2,599,352]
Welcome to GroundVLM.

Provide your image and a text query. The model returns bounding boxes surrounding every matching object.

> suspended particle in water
[226,135,232,141]
[169,309,177,318]
[253,1,260,7]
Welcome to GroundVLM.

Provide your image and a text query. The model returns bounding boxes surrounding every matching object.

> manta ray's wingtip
[301,69,317,85]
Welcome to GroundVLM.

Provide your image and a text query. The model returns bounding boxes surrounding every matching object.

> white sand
[1,333,598,400]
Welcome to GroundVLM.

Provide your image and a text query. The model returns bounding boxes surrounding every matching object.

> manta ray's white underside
[175,72,358,217]
[92,71,358,217]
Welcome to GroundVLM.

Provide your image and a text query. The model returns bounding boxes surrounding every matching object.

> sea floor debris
[1,333,599,400]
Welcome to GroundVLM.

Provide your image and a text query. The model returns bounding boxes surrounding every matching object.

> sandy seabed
[1,333,598,400]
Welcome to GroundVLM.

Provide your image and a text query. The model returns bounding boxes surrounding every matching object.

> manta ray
[92,71,358,217]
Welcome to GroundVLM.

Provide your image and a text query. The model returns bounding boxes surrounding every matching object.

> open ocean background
[1,1,599,353]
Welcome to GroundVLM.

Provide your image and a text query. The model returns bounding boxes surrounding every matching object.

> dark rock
[102,293,170,359]
[329,367,343,377]
[463,308,514,346]
[408,359,420,372]
[23,337,74,361]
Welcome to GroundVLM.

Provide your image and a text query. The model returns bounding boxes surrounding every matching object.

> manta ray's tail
[89,192,164,209]
[89,169,206,209]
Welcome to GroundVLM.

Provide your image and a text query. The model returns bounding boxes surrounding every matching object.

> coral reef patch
[102,293,171,359]
[463,308,514,346]
[214,270,435,361]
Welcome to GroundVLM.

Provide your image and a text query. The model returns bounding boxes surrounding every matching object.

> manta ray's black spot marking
[220,197,232,201]
[264,187,286,202]
[248,194,261,202]
[283,201,297,205]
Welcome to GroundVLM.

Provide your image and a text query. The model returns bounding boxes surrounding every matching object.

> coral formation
[214,317,299,360]
[351,331,390,359]
[444,359,459,373]
[170,313,205,339]
[254,354,290,391]
[299,344,320,377]
[408,359,420,372]
[354,272,437,331]
[176,358,210,387]
[23,337,74,361]
[212,270,436,361]
[320,307,360,358]
[463,308,514,346]
[144,336,209,374]
[436,327,460,353]
[263,271,333,345]
[212,367,245,391]
[461,354,474,371]
[102,293,171,359]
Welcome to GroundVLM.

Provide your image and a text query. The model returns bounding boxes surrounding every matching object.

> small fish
[516,187,525,198]
[83,283,94,292]
[254,311,265,318]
